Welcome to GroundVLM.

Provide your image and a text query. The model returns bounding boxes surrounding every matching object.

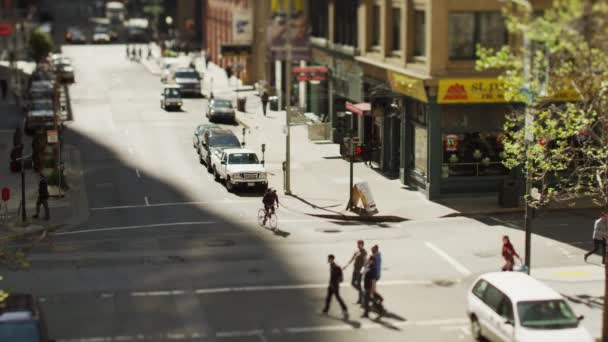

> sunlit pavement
[3,45,603,341]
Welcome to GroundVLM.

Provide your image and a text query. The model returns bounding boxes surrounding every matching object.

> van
[467,272,593,342]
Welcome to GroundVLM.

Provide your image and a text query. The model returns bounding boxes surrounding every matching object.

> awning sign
[387,71,428,102]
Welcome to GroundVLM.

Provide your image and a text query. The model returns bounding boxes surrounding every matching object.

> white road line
[131,290,185,297]
[144,196,150,206]
[425,242,472,277]
[54,221,217,236]
[195,279,436,295]
[135,168,141,178]
[90,200,255,211]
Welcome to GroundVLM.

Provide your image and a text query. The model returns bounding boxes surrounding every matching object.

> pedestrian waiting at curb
[261,91,269,116]
[343,240,367,304]
[33,173,50,220]
[501,235,522,271]
[584,212,608,264]
[322,254,348,319]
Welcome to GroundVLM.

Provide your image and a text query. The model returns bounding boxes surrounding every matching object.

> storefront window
[441,105,509,177]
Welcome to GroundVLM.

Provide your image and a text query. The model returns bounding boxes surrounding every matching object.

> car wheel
[213,167,220,181]
[206,159,212,172]
[226,178,234,192]
[470,316,483,341]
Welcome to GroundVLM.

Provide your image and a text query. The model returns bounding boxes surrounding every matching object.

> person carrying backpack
[322,254,348,319]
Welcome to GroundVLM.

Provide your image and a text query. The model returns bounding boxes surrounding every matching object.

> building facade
[308,0,553,199]
[204,0,270,84]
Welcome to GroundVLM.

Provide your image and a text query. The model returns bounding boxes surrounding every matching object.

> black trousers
[351,271,363,303]
[35,197,49,218]
[262,101,268,116]
[585,239,606,262]
[323,284,347,312]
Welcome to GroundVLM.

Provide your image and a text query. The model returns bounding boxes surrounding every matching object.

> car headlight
[230,173,241,179]
[258,173,267,179]
[178,101,182,106]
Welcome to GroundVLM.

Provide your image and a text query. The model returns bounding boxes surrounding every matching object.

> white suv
[467,272,593,342]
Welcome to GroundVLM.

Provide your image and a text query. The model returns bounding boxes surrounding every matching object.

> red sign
[2,187,10,202]
[0,24,14,36]
[293,66,329,74]
[443,84,468,101]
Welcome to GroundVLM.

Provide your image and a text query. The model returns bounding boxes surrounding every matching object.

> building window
[413,10,426,57]
[391,7,401,54]
[310,0,328,39]
[371,5,381,48]
[449,12,506,60]
[334,0,358,47]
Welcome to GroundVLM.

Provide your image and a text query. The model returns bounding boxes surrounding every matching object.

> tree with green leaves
[477,0,608,338]
[29,29,53,62]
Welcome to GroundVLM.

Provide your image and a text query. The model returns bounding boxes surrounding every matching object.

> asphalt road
[3,45,601,341]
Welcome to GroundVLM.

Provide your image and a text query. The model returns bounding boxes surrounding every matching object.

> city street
[3,45,603,341]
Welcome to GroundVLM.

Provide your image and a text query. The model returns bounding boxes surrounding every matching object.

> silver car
[206,99,236,123]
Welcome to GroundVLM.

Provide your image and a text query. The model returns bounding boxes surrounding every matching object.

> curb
[306,213,408,223]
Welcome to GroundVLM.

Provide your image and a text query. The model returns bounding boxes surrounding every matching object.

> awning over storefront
[346,102,371,116]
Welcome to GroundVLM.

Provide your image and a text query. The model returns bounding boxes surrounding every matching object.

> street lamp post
[283,0,293,195]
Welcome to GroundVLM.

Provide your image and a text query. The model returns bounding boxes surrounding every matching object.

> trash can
[269,96,278,111]
[499,180,519,208]
[237,97,246,112]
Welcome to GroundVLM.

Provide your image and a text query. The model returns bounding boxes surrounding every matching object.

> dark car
[199,129,241,171]
[206,99,236,123]
[193,123,221,155]
[0,293,52,341]
[171,68,201,97]
[65,27,86,44]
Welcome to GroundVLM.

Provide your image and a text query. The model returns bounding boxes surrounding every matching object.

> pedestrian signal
[355,146,362,156]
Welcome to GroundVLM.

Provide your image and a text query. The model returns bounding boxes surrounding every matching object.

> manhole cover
[432,279,457,287]
[205,239,235,247]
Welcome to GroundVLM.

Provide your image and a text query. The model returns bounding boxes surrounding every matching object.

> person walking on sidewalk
[261,91,269,116]
[343,240,367,304]
[502,235,522,271]
[322,254,348,319]
[370,245,384,303]
[361,253,377,318]
[33,173,50,220]
[584,212,608,264]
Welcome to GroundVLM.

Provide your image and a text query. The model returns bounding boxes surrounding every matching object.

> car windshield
[94,26,108,33]
[228,153,259,164]
[209,134,240,147]
[518,300,579,329]
[31,102,53,111]
[212,100,232,108]
[0,320,41,341]
[165,88,180,98]
[174,71,198,79]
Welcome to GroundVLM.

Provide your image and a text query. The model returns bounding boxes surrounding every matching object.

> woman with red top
[502,235,522,271]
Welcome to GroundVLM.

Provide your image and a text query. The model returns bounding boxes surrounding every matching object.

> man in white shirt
[584,212,608,264]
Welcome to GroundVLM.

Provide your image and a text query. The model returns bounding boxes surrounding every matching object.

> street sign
[0,24,13,36]
[47,130,58,144]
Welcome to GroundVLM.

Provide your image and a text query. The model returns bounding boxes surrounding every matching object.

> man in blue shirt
[371,245,384,303]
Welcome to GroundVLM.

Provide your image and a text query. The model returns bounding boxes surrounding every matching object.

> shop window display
[442,132,509,177]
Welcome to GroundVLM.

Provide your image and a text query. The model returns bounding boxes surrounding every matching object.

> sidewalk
[0,101,88,242]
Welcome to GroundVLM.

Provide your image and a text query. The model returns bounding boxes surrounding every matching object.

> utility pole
[522,32,534,275]
[283,0,293,195]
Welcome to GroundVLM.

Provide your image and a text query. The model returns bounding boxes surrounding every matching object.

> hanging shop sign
[268,0,310,60]
[387,71,428,103]
[232,8,253,44]
[293,66,328,81]
[438,78,580,104]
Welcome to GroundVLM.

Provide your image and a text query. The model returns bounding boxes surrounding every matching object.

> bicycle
[257,206,278,230]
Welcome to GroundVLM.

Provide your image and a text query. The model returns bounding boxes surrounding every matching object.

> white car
[93,32,111,43]
[467,272,593,342]
[211,148,267,192]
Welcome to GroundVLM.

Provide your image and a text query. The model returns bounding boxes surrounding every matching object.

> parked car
[160,85,183,111]
[170,68,201,97]
[193,123,221,155]
[206,99,235,123]
[198,129,241,171]
[25,99,55,133]
[92,26,111,44]
[0,293,53,341]
[210,148,268,192]
[467,272,593,342]
[65,27,86,44]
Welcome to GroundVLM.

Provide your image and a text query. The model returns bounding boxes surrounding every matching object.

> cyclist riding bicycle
[262,188,279,225]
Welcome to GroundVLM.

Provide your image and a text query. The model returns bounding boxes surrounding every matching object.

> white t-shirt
[592,218,608,240]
